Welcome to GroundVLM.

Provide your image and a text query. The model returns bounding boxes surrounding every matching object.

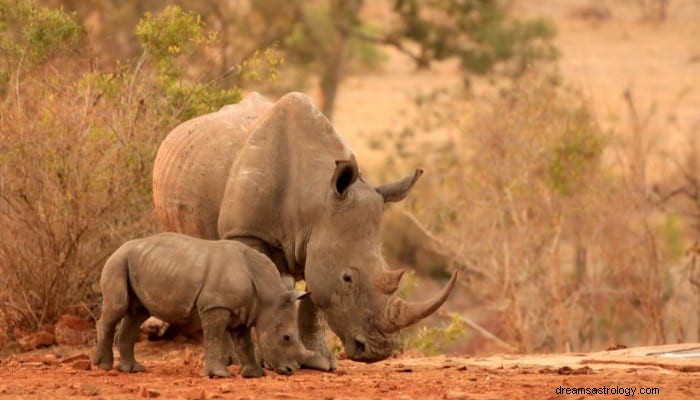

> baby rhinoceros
[92,232,314,377]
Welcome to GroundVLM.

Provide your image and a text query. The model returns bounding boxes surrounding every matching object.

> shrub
[0,4,265,345]
[379,74,682,352]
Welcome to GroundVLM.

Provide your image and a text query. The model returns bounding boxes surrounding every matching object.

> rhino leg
[199,308,232,378]
[223,332,241,366]
[93,248,132,371]
[116,310,149,372]
[231,327,265,378]
[298,295,337,371]
[92,305,126,371]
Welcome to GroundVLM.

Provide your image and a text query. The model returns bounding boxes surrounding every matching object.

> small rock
[443,391,472,400]
[40,323,55,334]
[17,330,56,351]
[139,386,161,398]
[456,365,467,371]
[219,384,233,393]
[79,383,100,396]
[39,354,59,365]
[0,385,8,394]
[72,359,92,371]
[186,390,206,400]
[22,362,44,367]
[55,314,94,346]
[60,353,90,364]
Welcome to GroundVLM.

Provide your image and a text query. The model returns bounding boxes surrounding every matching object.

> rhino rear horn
[374,269,405,295]
[376,169,423,203]
[332,155,359,199]
[380,271,458,333]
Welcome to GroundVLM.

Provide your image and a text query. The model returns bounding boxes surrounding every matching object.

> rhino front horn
[380,271,458,333]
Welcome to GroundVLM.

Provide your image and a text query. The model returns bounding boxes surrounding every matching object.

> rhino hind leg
[116,309,149,372]
[92,252,131,371]
[223,332,241,366]
[298,296,337,371]
[92,307,126,370]
[199,308,233,378]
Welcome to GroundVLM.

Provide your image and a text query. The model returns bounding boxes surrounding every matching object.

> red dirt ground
[1,341,698,399]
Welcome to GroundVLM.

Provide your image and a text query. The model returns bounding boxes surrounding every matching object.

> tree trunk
[319,32,348,121]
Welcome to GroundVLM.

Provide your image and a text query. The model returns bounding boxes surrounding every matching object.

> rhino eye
[342,273,352,283]
[283,334,291,342]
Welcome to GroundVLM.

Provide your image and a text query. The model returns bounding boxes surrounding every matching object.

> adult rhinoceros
[152,92,457,370]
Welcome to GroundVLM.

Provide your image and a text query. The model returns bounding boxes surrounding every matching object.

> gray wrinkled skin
[152,92,457,369]
[91,232,314,378]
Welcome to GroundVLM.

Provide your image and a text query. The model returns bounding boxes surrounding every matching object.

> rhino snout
[275,363,299,375]
[345,334,394,363]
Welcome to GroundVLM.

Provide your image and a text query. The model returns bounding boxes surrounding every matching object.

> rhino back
[126,233,219,323]
[195,241,261,324]
[153,93,273,239]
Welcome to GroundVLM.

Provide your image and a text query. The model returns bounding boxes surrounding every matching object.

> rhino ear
[332,155,359,199]
[294,291,311,301]
[376,169,424,203]
[280,290,311,305]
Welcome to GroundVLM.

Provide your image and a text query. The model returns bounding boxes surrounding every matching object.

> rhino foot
[117,361,146,373]
[200,364,232,378]
[239,364,265,378]
[91,352,113,371]
[302,351,337,371]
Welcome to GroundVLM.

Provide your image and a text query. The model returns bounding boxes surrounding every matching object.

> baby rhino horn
[374,269,405,295]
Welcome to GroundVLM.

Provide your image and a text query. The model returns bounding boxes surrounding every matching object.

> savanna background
[1,0,699,360]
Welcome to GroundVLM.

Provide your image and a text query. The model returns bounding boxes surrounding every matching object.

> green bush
[0,4,270,345]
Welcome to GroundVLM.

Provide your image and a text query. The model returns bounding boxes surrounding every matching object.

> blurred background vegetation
[1,0,699,356]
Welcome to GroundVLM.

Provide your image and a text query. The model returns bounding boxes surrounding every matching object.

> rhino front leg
[116,310,149,372]
[231,327,265,378]
[298,295,337,371]
[200,308,233,378]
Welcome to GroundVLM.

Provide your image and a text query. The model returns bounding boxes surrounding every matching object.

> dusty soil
[1,341,698,399]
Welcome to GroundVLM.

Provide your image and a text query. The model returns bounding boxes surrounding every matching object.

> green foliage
[164,81,241,122]
[662,215,684,262]
[393,0,557,77]
[136,5,207,62]
[133,6,243,122]
[400,314,467,355]
[239,48,285,83]
[0,0,83,62]
[546,108,606,196]
[395,269,418,299]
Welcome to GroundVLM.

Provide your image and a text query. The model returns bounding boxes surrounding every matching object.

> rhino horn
[374,269,405,295]
[376,169,423,203]
[380,271,458,333]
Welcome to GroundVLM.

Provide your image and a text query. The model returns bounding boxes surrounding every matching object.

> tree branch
[343,27,430,68]
[437,309,517,352]
[401,209,497,283]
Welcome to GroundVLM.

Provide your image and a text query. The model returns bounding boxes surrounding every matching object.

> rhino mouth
[274,364,297,375]
[343,333,395,363]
